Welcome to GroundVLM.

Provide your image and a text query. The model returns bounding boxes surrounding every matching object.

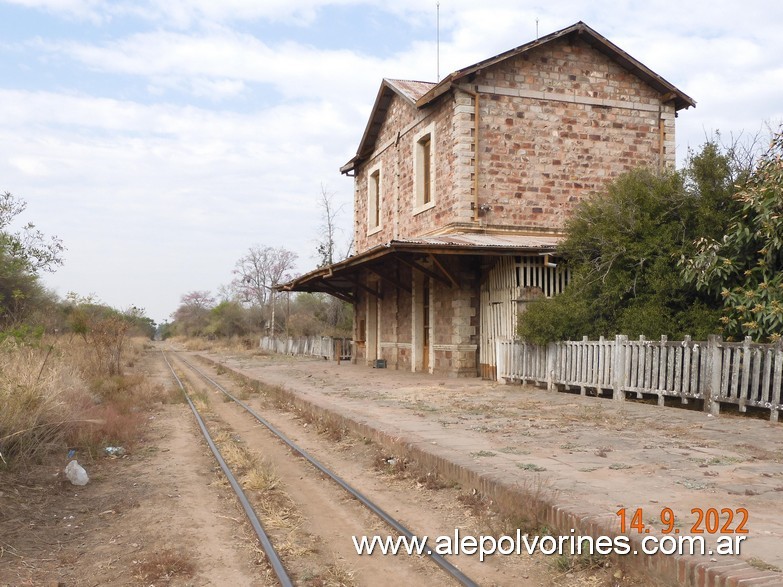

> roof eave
[416,21,695,111]
[340,79,431,175]
[279,238,562,293]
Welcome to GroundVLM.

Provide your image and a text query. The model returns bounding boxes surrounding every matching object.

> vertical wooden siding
[480,255,570,378]
[498,336,782,422]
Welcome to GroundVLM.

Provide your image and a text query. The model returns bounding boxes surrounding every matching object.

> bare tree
[178,290,215,310]
[313,186,354,332]
[231,245,297,335]
[171,290,215,336]
[316,184,348,267]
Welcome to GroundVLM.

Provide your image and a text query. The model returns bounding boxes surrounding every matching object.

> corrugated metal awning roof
[393,233,561,249]
[279,232,563,298]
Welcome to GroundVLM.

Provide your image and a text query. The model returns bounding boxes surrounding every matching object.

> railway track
[162,350,480,587]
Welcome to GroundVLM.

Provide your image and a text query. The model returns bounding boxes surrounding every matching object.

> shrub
[0,342,89,467]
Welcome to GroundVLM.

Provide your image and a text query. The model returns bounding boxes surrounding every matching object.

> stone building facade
[282,22,694,378]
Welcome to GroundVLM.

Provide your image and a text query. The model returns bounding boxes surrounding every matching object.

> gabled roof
[417,21,696,111]
[341,21,695,174]
[340,78,434,174]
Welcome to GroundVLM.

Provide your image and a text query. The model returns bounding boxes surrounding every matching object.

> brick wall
[349,33,685,376]
[430,257,480,376]
[351,34,679,255]
[353,92,468,254]
[472,37,676,231]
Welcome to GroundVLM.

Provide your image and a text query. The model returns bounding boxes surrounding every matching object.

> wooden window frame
[413,123,436,215]
[367,164,382,235]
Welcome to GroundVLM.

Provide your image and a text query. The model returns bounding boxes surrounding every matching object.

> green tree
[64,295,152,375]
[0,192,65,327]
[205,300,250,338]
[519,143,739,344]
[287,292,353,337]
[170,290,215,337]
[680,130,783,342]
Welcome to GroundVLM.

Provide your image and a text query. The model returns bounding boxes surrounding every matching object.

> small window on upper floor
[414,123,435,214]
[368,165,381,233]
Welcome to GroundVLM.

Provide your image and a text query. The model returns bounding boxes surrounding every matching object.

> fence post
[580,335,588,395]
[772,340,782,423]
[593,336,606,396]
[705,334,722,416]
[546,342,556,391]
[613,335,627,402]
[657,335,667,406]
[496,339,505,383]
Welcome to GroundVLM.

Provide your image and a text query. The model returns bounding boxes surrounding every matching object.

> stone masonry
[330,23,692,376]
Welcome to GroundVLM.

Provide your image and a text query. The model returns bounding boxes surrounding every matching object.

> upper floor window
[367,165,381,233]
[414,123,435,214]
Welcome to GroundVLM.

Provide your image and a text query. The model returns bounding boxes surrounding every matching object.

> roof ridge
[385,77,436,85]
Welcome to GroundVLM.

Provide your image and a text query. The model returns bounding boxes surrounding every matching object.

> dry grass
[134,548,196,583]
[243,465,280,492]
[173,335,261,354]
[1,341,92,466]
[0,336,166,468]
[301,560,357,587]
[209,428,300,530]
[454,474,554,537]
[372,452,411,477]
[214,431,257,472]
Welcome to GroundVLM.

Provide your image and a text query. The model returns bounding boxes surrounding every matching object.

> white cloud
[0,87,357,321]
[3,0,783,321]
[34,30,387,103]
[5,0,371,27]
[9,156,49,176]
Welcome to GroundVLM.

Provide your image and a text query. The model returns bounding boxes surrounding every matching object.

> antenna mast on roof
[436,2,440,81]
[536,18,539,40]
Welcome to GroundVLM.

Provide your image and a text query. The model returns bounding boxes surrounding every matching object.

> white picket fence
[497,335,783,422]
[260,335,352,361]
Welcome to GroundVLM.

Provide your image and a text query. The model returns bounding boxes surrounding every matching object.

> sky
[1,0,782,324]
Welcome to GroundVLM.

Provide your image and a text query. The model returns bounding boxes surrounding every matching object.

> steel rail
[161,352,293,587]
[175,352,480,587]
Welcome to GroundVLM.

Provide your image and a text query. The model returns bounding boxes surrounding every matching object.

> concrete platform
[195,350,783,587]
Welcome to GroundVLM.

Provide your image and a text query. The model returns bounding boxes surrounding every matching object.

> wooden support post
[336,339,342,365]
[429,254,459,288]
[613,335,627,402]
[705,334,722,416]
[367,266,412,293]
[397,256,451,287]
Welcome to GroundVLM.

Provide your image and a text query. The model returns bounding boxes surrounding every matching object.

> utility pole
[436,2,440,80]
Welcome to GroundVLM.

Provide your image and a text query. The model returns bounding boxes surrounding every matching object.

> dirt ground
[0,349,266,587]
[192,346,783,585]
[1,346,632,587]
[7,341,778,586]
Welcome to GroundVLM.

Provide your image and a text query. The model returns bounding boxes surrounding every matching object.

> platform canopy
[278,232,562,303]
